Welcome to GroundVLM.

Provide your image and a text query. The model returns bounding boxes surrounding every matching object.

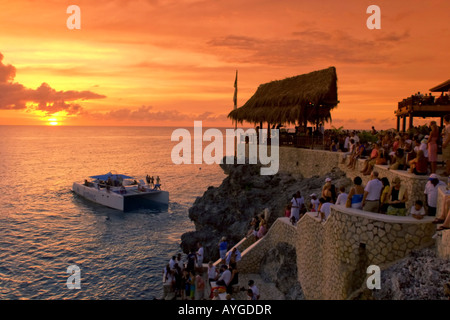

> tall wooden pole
[233,70,238,158]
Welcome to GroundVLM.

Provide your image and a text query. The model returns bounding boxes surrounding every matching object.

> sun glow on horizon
[47,118,59,126]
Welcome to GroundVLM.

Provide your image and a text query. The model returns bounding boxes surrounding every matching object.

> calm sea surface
[0,125,227,299]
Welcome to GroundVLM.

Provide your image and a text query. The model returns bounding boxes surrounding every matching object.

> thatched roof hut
[228,66,338,126]
[430,79,450,93]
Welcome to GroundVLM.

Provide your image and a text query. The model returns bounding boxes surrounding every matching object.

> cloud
[0,52,105,115]
[85,105,228,123]
[206,28,413,67]
[0,53,16,83]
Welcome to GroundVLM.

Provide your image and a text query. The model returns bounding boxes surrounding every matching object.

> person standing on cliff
[219,237,228,262]
[196,242,204,268]
[290,191,304,224]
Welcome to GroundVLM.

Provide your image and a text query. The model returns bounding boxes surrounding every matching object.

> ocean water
[0,125,227,299]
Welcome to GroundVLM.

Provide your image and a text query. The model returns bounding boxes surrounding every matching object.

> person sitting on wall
[256,221,268,239]
[335,186,348,206]
[409,200,426,220]
[360,143,380,175]
[389,148,406,170]
[341,138,355,164]
[247,216,260,237]
[346,176,365,210]
[386,176,408,216]
[379,177,391,214]
[408,150,428,175]
[348,142,365,170]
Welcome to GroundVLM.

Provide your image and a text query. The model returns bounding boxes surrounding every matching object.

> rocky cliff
[372,247,450,300]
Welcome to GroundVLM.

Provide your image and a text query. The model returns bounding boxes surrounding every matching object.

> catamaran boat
[72,172,169,211]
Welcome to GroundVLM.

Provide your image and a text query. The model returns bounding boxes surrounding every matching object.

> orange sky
[0,0,449,129]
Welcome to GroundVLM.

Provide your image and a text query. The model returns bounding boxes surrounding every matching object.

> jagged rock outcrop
[180,159,352,262]
[371,247,450,300]
[259,242,305,300]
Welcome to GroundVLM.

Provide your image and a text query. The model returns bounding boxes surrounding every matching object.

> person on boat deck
[149,176,155,188]
[107,177,113,186]
[155,176,161,189]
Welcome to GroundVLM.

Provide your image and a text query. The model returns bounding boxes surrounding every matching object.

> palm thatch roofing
[430,79,450,93]
[228,66,339,126]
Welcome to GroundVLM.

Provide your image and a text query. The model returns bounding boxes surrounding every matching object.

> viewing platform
[394,78,450,131]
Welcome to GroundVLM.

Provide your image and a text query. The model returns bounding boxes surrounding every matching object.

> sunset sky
[0,0,449,129]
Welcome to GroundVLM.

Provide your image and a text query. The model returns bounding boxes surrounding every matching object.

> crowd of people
[162,243,206,300]
[398,91,450,108]
[333,115,450,177]
[162,239,261,300]
[283,170,448,228]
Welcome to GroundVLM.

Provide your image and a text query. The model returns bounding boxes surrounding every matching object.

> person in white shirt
[335,186,348,206]
[420,138,429,158]
[410,200,426,220]
[290,191,304,223]
[318,197,333,222]
[162,265,175,300]
[344,134,350,151]
[248,280,260,300]
[309,193,320,212]
[424,173,446,216]
[196,242,204,268]
[341,138,355,164]
[169,256,176,270]
[362,171,383,213]
[196,242,203,268]
[216,265,231,287]
[207,261,218,286]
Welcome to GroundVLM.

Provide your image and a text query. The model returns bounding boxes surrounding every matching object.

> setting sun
[48,118,59,126]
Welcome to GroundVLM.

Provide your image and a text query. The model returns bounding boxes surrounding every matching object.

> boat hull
[72,182,169,211]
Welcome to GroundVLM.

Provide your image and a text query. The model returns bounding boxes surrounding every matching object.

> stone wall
[278,147,342,178]
[235,207,436,300]
[237,218,297,274]
[436,187,450,260]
